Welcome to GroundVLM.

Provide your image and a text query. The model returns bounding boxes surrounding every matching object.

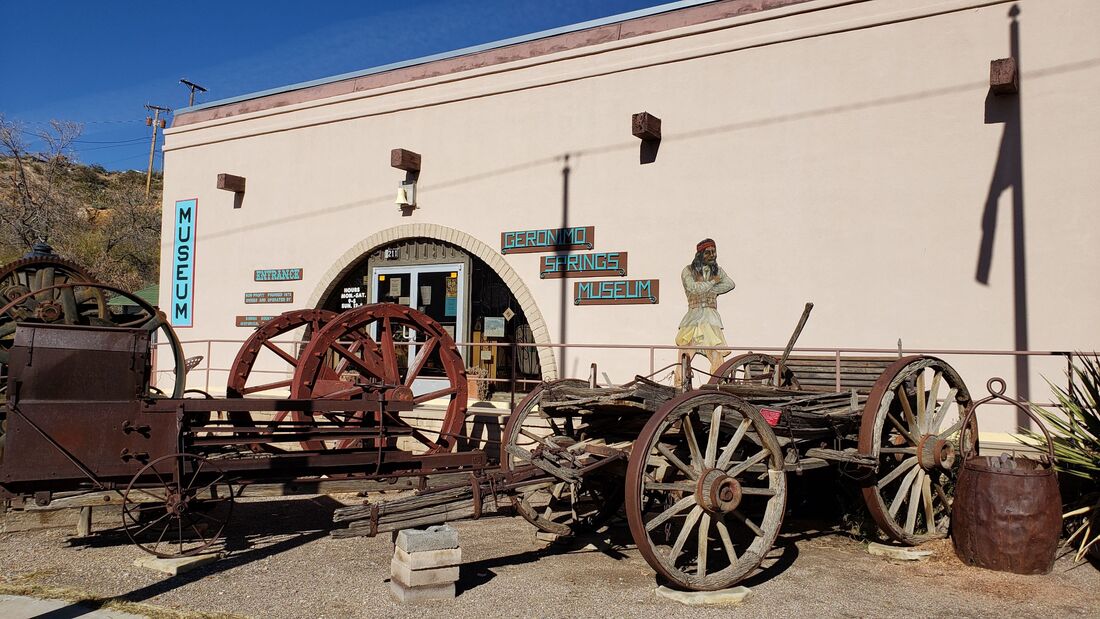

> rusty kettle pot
[951,378,1062,575]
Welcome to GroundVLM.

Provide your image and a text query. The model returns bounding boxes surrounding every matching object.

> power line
[16,119,143,126]
[74,137,148,144]
[79,141,151,152]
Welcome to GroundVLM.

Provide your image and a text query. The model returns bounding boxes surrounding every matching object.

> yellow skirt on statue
[675,322,726,349]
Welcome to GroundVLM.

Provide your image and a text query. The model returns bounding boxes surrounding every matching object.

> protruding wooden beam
[391,148,422,172]
[632,112,662,141]
[989,58,1018,95]
[216,173,246,193]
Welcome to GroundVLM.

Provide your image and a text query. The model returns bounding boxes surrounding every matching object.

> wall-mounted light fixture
[395,181,417,209]
[391,148,421,214]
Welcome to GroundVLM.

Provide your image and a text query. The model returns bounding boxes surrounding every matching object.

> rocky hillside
[0,153,162,291]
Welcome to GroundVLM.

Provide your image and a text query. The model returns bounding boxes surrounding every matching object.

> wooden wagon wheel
[858,356,974,545]
[292,303,467,453]
[626,390,787,590]
[122,453,235,558]
[709,353,800,389]
[501,379,623,537]
[0,283,185,398]
[225,310,335,449]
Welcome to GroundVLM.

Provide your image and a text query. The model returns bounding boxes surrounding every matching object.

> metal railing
[153,337,1088,413]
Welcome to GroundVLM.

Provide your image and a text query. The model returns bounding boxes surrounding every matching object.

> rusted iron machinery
[0,280,977,592]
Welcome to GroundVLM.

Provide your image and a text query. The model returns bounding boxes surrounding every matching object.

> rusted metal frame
[141,398,410,413]
[470,473,482,519]
[5,402,106,490]
[435,429,502,446]
[187,430,402,447]
[377,407,440,450]
[191,449,487,480]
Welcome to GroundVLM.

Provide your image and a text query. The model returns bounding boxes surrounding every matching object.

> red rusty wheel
[501,379,622,537]
[225,309,335,450]
[122,453,235,558]
[626,390,787,591]
[292,303,467,453]
[227,309,335,399]
[708,353,800,389]
[859,356,974,545]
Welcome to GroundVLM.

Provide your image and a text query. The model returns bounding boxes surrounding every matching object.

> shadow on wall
[975,4,1030,429]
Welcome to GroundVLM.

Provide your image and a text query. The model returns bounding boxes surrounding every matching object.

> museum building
[159,0,1100,437]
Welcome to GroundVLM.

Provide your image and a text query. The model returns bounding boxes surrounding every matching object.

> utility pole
[179,79,207,106]
[144,104,171,197]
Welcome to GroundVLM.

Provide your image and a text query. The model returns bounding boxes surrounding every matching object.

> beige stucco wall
[160,0,1100,434]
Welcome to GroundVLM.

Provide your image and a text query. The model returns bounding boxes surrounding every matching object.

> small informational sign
[574,280,660,305]
[484,317,506,338]
[502,308,515,321]
[170,199,197,327]
[244,291,294,304]
[388,277,402,297]
[501,226,594,255]
[254,268,303,282]
[236,315,276,328]
[338,286,368,310]
[444,274,458,317]
[540,252,627,279]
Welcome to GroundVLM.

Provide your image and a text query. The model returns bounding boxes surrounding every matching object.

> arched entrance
[307,225,558,386]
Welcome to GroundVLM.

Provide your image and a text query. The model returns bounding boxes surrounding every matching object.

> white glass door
[371,263,465,396]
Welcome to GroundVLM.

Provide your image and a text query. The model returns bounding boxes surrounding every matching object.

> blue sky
[1,0,680,171]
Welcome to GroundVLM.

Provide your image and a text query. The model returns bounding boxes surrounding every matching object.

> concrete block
[134,552,222,576]
[388,580,456,602]
[395,525,459,553]
[655,585,752,606]
[394,546,461,570]
[391,557,459,587]
[867,542,933,561]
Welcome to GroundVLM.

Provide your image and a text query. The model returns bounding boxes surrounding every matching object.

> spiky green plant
[1022,354,1100,562]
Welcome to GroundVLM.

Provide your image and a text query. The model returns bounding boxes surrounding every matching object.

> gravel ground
[1,495,1096,619]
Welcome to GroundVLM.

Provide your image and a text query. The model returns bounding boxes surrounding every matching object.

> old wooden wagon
[499,348,975,590]
[0,269,975,592]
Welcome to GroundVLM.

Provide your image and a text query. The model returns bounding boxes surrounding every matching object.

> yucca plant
[1022,354,1100,563]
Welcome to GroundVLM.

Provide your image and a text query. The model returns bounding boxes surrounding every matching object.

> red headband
[696,239,716,253]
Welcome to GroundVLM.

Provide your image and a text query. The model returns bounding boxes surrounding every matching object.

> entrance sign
[254,268,303,282]
[501,226,594,255]
[171,199,197,327]
[540,252,628,278]
[574,280,660,305]
[244,291,294,304]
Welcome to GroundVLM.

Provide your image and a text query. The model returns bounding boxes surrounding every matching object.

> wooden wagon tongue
[775,302,814,388]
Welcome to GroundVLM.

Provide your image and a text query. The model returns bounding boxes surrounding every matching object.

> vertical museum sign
[171,199,197,327]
